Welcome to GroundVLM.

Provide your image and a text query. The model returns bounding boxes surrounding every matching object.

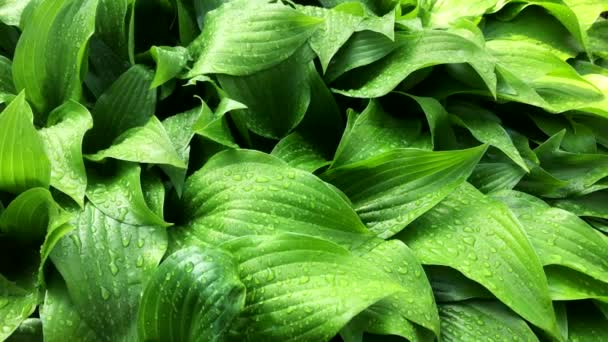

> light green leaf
[87,116,186,168]
[0,0,33,26]
[398,183,559,339]
[545,266,608,302]
[271,132,331,172]
[0,55,15,105]
[549,191,608,220]
[439,301,539,342]
[217,49,314,139]
[51,203,168,341]
[0,91,50,194]
[38,100,93,207]
[220,233,402,341]
[422,0,506,28]
[491,190,608,284]
[172,149,376,251]
[187,0,322,77]
[150,46,190,88]
[332,29,497,98]
[469,161,527,194]
[12,0,98,115]
[141,169,165,220]
[193,101,239,148]
[85,65,156,152]
[589,19,608,59]
[323,145,487,238]
[331,100,427,169]
[138,246,246,342]
[86,163,168,227]
[0,275,37,341]
[399,93,457,150]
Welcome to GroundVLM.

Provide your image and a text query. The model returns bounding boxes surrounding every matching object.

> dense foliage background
[0,0,607,341]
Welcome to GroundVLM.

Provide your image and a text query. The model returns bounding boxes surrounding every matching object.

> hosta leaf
[85,65,156,152]
[491,190,608,284]
[217,49,314,139]
[150,46,190,88]
[87,116,186,169]
[271,132,331,172]
[401,94,456,150]
[422,0,505,28]
[220,234,402,341]
[12,0,98,115]
[86,163,168,227]
[192,101,240,148]
[331,100,427,168]
[439,301,539,342]
[0,275,37,341]
[141,169,165,219]
[568,303,608,341]
[426,266,493,302]
[38,101,93,207]
[323,145,487,238]
[398,183,559,338]
[50,203,168,341]
[0,91,50,194]
[172,149,376,251]
[0,55,14,104]
[187,0,322,77]
[0,0,33,26]
[138,246,245,342]
[96,0,134,62]
[7,317,42,341]
[530,113,596,154]
[332,29,497,98]
[589,19,608,59]
[469,162,527,194]
[545,266,608,301]
[549,191,608,219]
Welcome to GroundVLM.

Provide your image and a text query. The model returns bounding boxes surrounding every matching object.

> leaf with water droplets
[220,233,403,341]
[0,55,15,105]
[567,302,608,341]
[544,265,608,302]
[439,301,539,342]
[323,145,487,238]
[138,246,245,342]
[271,131,331,172]
[398,183,560,339]
[426,266,493,302]
[548,190,608,220]
[149,46,190,88]
[50,203,167,341]
[0,274,37,341]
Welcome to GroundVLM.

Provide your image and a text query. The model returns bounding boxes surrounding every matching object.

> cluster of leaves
[0,0,607,341]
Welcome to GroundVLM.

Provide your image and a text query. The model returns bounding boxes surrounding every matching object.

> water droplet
[299,276,309,284]
[101,287,110,300]
[136,256,144,268]
[184,262,194,273]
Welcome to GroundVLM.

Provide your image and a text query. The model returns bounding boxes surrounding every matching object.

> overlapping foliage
[0,0,607,341]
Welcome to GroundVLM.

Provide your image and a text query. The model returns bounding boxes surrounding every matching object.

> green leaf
[331,100,427,169]
[50,203,168,341]
[439,301,539,342]
[545,266,608,301]
[323,145,487,238]
[187,0,322,77]
[0,91,50,194]
[271,132,331,172]
[426,266,493,302]
[96,0,134,62]
[549,191,608,220]
[530,112,596,154]
[567,302,608,341]
[589,19,608,59]
[0,0,34,26]
[220,233,403,341]
[85,65,156,152]
[86,163,168,227]
[12,0,98,115]
[0,55,15,105]
[399,93,457,150]
[5,318,42,341]
[87,116,186,168]
[217,49,314,139]
[491,190,608,284]
[38,100,93,207]
[172,149,376,251]
[469,162,527,194]
[138,246,246,342]
[192,101,240,148]
[150,46,190,88]
[40,275,98,341]
[398,183,559,338]
[422,0,505,28]
[0,275,37,341]
[332,29,497,98]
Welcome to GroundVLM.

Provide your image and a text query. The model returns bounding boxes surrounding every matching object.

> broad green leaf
[96,0,134,62]
[6,317,42,341]
[84,37,131,98]
[545,266,608,301]
[12,0,98,115]
[172,149,376,251]
[150,46,190,88]
[187,0,322,77]
[0,275,37,341]
[141,169,165,219]
[575,64,608,119]
[449,103,528,171]
[332,30,497,98]
[589,19,608,59]
[40,275,98,341]
[549,191,608,220]
[323,145,487,238]
[271,132,331,172]
[0,91,50,194]
[439,301,539,342]
[422,0,505,28]
[86,163,168,227]
[568,302,608,341]
[0,0,33,26]
[217,49,314,139]
[331,100,427,168]
[491,190,608,283]
[87,116,186,169]
[426,266,492,302]
[469,162,527,193]
[51,203,168,341]
[530,113,596,154]
[192,101,240,148]
[0,55,14,104]
[220,233,403,341]
[398,183,559,338]
[38,100,93,207]
[175,0,200,45]
[399,93,456,150]
[138,246,246,342]
[318,0,398,15]
[85,65,156,152]
[0,188,68,244]
[347,240,440,339]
